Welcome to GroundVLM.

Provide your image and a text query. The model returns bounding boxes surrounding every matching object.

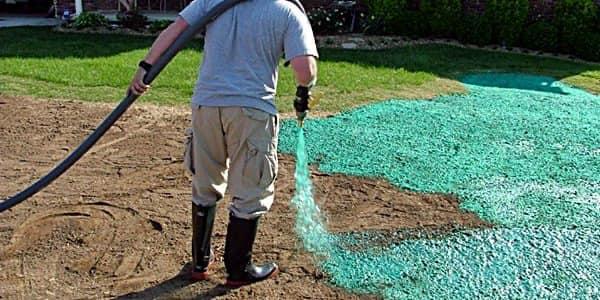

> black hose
[0,0,246,213]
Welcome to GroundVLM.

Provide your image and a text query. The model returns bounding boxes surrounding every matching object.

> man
[128,0,318,288]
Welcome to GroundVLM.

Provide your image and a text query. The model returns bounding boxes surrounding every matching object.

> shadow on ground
[0,27,202,59]
[115,264,234,300]
[460,72,569,94]
[318,45,600,94]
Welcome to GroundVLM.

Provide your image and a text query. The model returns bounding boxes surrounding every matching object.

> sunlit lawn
[0,27,598,113]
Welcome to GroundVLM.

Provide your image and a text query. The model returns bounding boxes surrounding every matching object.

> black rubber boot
[190,203,216,281]
[224,214,278,288]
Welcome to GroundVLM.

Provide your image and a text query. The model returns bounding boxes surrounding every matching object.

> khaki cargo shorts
[183,106,279,220]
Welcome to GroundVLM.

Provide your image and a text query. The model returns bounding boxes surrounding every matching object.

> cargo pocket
[183,127,195,175]
[241,107,279,147]
[243,138,277,188]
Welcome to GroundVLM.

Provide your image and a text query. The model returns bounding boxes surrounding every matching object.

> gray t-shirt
[179,0,318,115]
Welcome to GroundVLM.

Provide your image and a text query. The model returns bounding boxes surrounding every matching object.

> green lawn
[0,27,598,113]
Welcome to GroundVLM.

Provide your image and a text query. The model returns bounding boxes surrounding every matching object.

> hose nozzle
[297,111,307,127]
[293,87,320,128]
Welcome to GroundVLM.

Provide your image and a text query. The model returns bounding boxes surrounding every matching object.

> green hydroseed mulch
[283,73,600,299]
[283,73,599,228]
[322,227,600,299]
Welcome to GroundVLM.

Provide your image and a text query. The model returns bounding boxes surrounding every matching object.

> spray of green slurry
[287,73,600,299]
[291,127,334,254]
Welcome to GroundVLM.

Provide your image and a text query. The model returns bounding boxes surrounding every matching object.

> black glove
[293,86,311,114]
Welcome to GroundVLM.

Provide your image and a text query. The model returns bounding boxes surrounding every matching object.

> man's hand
[289,55,317,127]
[127,17,189,96]
[294,85,312,126]
[129,67,150,95]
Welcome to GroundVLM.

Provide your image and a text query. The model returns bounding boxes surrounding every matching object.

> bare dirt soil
[0,96,488,299]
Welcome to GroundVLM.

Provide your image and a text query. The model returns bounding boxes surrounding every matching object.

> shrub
[489,0,529,46]
[117,10,148,31]
[456,13,493,46]
[149,19,171,33]
[521,21,558,52]
[553,0,598,52]
[527,0,555,23]
[420,0,461,38]
[72,12,109,29]
[393,10,430,38]
[358,0,598,61]
[573,31,600,61]
[307,6,353,34]
[363,14,382,34]
[363,0,429,37]
[362,0,406,34]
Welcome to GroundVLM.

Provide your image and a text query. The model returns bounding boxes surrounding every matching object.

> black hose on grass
[0,0,246,213]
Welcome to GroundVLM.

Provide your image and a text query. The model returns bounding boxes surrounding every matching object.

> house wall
[56,0,334,13]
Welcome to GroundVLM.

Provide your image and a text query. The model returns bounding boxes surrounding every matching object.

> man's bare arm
[129,17,189,95]
[290,55,317,87]
[290,55,317,124]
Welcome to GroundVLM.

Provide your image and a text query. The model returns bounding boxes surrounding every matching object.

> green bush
[553,0,598,52]
[394,10,430,38]
[363,0,428,37]
[521,21,558,52]
[308,6,354,34]
[596,8,600,32]
[72,12,109,29]
[362,0,406,34]
[420,0,461,38]
[489,0,529,46]
[148,19,171,33]
[573,31,600,61]
[456,13,493,46]
[117,10,148,31]
[357,0,599,61]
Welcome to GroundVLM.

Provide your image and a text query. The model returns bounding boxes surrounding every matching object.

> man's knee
[229,195,274,220]
[228,139,278,219]
[192,183,225,207]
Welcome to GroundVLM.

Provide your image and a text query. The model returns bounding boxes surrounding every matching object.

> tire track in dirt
[1,201,162,291]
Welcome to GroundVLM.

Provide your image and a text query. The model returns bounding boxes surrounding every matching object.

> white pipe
[75,0,83,16]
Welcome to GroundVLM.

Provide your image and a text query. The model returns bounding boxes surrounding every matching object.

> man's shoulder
[254,0,304,17]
